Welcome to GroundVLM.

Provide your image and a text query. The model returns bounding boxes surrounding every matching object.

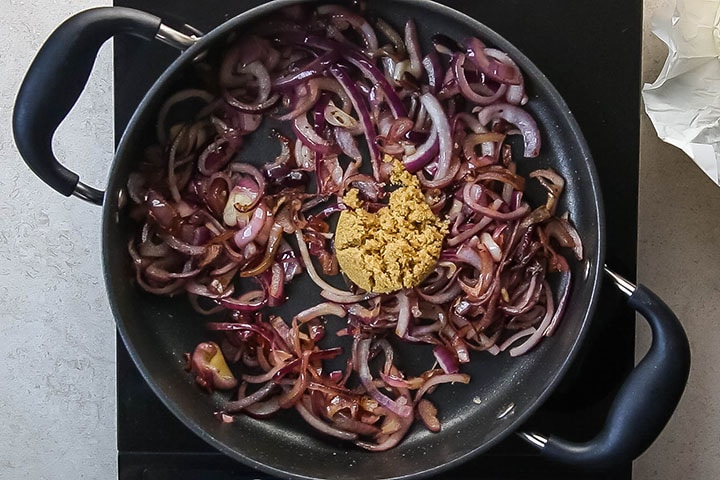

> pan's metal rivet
[496,402,515,419]
[115,188,128,224]
[603,266,636,297]
[156,23,199,51]
[517,431,548,449]
[472,396,483,405]
[117,188,127,209]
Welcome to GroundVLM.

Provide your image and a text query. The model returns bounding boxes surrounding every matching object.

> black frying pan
[12,1,690,478]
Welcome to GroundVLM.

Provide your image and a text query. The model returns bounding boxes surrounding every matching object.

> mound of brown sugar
[334,159,447,293]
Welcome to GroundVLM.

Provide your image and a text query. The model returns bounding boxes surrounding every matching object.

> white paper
[642,0,720,185]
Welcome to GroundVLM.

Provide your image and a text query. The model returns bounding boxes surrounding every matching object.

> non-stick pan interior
[103,1,603,478]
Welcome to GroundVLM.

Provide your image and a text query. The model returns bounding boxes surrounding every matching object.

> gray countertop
[1,0,718,478]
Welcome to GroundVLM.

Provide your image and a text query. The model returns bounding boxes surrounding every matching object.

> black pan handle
[12,7,198,205]
[518,266,690,469]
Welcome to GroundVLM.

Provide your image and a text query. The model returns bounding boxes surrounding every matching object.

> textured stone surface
[635,1,720,478]
[2,0,718,479]
[1,1,116,479]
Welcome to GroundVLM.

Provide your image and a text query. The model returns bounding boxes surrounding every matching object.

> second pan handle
[518,267,690,469]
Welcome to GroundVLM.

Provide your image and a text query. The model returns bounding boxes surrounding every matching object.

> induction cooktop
[113,1,640,478]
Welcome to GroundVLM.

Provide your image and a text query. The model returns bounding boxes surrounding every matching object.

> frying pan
[12,1,690,478]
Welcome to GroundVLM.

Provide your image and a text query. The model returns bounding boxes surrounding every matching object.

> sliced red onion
[273,50,340,88]
[419,92,452,180]
[509,283,554,357]
[485,48,526,105]
[379,371,424,390]
[356,338,413,418]
[404,20,422,79]
[277,368,308,408]
[233,202,267,248]
[146,190,179,231]
[296,397,358,441]
[223,381,277,413]
[452,53,508,106]
[135,270,185,295]
[334,128,362,162]
[136,238,171,259]
[422,52,442,95]
[293,139,316,170]
[236,112,263,133]
[266,262,285,307]
[464,37,521,85]
[230,163,266,195]
[198,139,235,176]
[145,262,201,281]
[414,372,470,403]
[224,90,279,115]
[320,289,378,304]
[433,345,459,374]
[325,101,359,129]
[417,282,462,305]
[355,412,413,452]
[220,35,278,87]
[185,280,234,299]
[273,82,320,121]
[295,35,407,118]
[317,4,379,53]
[165,234,207,256]
[480,232,502,262]
[244,396,281,418]
[332,415,382,437]
[342,50,407,118]
[432,34,461,55]
[544,273,571,336]
[474,165,526,190]
[294,302,346,323]
[156,89,214,145]
[375,17,406,57]
[223,60,279,114]
[477,103,541,157]
[403,127,438,173]
[498,327,537,352]
[463,182,530,220]
[502,273,543,315]
[292,113,336,155]
[446,215,493,247]
[223,183,259,227]
[545,217,584,260]
[454,242,486,271]
[329,64,381,179]
[219,289,267,312]
[417,399,441,433]
[188,342,238,392]
[395,290,411,338]
[315,154,344,194]
[295,230,360,299]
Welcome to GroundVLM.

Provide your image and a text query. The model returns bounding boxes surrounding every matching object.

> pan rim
[103,0,605,478]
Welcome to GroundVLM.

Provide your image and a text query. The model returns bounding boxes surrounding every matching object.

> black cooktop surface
[114,1,641,478]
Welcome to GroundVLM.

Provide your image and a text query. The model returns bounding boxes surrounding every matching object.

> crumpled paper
[642,0,720,185]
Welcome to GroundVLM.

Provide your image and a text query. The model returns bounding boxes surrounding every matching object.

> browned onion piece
[186,342,238,392]
[223,381,277,413]
[417,399,441,432]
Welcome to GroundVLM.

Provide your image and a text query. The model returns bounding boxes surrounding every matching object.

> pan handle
[12,7,198,205]
[518,266,690,469]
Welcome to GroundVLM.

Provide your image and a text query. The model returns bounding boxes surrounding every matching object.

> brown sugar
[334,159,447,293]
